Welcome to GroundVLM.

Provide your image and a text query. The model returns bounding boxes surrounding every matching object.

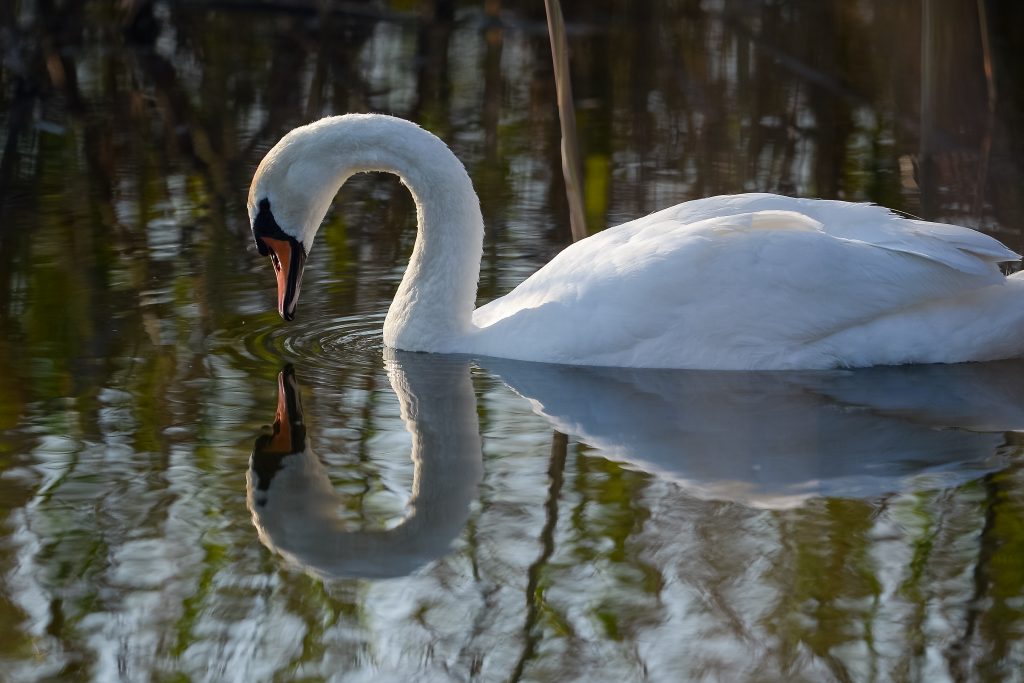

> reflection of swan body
[247,356,481,579]
[247,113,1024,369]
[481,357,1024,508]
[250,355,1023,581]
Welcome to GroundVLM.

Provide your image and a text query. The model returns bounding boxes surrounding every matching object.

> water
[2,1,1024,680]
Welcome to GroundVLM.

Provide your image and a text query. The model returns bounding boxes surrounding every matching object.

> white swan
[248,113,1024,370]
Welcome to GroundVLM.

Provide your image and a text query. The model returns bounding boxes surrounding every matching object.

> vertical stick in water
[973,0,996,220]
[919,0,937,218]
[544,0,587,242]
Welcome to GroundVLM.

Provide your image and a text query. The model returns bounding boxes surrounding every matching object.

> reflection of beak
[274,365,304,450]
[251,366,306,491]
[255,365,305,455]
[259,236,306,321]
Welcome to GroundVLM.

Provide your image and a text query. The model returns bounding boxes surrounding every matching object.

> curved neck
[288,116,484,351]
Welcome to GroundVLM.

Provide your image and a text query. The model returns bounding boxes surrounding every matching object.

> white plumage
[249,114,1024,370]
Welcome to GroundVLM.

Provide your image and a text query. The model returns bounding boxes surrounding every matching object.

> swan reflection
[248,356,482,579]
[250,354,1024,578]
[482,357,1024,508]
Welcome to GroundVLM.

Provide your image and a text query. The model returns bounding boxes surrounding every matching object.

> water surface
[2,1,1024,681]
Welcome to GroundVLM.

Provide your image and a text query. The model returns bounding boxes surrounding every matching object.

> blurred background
[1,1,1024,681]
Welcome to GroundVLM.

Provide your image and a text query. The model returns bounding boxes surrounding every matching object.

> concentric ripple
[210,309,388,376]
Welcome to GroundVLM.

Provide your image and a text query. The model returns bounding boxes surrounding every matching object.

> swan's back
[470,193,1024,369]
[661,193,1016,275]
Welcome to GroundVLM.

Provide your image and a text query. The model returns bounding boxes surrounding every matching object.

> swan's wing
[472,194,1020,368]
[660,193,1019,275]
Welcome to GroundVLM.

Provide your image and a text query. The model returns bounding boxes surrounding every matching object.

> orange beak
[259,236,306,321]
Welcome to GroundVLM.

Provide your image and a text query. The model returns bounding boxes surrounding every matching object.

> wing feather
[471,194,1021,367]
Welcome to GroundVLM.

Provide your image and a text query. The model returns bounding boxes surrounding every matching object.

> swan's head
[249,197,307,321]
[248,120,347,321]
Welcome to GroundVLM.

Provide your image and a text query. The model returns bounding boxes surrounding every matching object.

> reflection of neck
[247,353,481,579]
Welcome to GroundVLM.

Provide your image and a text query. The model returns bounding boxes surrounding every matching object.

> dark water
[2,1,1024,681]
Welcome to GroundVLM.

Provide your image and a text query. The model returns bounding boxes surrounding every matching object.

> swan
[248,113,1024,370]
